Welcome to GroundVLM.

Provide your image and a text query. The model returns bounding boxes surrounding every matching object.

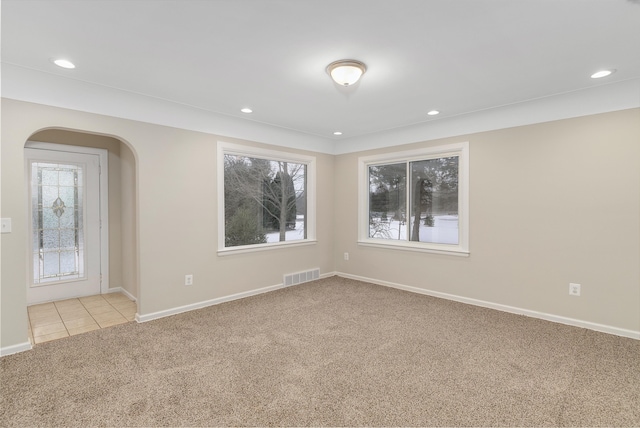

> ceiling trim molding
[1,63,334,154]
[2,63,638,156]
[333,78,640,154]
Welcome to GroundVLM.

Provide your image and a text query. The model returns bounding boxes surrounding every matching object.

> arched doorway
[24,128,139,343]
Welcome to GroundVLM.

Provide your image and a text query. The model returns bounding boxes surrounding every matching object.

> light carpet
[1,276,639,426]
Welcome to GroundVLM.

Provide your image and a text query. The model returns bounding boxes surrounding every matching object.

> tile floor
[27,293,136,345]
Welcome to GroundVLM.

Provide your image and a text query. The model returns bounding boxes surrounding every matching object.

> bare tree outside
[224,154,306,247]
[368,156,459,245]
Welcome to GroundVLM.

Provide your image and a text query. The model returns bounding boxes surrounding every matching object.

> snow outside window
[217,142,316,255]
[358,142,469,256]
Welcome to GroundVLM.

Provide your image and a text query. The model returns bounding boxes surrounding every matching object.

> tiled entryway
[27,293,136,345]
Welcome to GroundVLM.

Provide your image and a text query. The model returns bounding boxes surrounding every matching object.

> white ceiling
[2,0,640,153]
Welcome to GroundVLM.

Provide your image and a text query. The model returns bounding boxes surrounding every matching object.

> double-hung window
[358,142,469,256]
[218,142,316,254]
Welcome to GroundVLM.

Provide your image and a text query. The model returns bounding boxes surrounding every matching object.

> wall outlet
[569,283,581,296]
[185,274,193,286]
[344,252,349,261]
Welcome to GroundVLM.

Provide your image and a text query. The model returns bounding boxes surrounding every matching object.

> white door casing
[25,142,109,304]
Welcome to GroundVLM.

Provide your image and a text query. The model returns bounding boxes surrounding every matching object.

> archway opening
[25,128,139,342]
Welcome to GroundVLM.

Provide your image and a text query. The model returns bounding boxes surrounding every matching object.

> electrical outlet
[344,252,349,261]
[569,283,581,296]
[185,274,193,286]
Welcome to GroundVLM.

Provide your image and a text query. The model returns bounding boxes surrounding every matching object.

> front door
[25,148,102,304]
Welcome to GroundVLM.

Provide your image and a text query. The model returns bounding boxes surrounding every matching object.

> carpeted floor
[1,276,639,427]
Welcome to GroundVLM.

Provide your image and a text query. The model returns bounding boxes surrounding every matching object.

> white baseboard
[1,340,33,357]
[136,271,336,324]
[107,286,137,302]
[336,272,640,340]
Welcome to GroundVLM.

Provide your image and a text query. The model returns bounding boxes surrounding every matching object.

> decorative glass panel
[31,161,85,284]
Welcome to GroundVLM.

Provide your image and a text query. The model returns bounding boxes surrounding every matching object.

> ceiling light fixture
[53,59,76,69]
[240,108,253,113]
[427,110,440,116]
[333,131,343,136]
[327,60,367,86]
[591,69,615,79]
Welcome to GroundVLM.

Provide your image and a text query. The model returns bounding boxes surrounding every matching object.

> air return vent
[283,268,320,287]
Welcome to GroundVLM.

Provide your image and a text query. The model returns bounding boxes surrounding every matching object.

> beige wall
[334,109,640,332]
[1,99,335,349]
[2,99,638,351]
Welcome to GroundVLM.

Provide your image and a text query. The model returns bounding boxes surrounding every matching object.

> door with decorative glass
[25,148,102,304]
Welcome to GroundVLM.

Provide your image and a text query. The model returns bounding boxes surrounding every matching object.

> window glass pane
[59,208,75,229]
[59,186,75,208]
[41,169,58,186]
[60,228,76,249]
[58,170,75,186]
[42,185,58,207]
[43,229,60,249]
[368,163,406,240]
[224,154,307,248]
[43,208,59,229]
[59,251,77,276]
[409,156,459,244]
[43,252,60,277]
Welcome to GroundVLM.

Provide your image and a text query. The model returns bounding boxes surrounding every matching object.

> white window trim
[358,141,469,257]
[217,141,316,255]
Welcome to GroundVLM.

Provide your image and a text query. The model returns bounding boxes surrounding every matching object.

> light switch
[1,218,12,233]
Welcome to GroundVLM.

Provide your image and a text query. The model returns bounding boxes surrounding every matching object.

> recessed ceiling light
[52,59,75,69]
[240,108,253,113]
[591,69,615,79]
[427,110,440,116]
[333,131,343,136]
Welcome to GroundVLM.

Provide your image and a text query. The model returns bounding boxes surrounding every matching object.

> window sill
[358,240,469,257]
[218,239,318,256]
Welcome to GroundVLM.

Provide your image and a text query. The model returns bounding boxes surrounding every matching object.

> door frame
[25,141,110,296]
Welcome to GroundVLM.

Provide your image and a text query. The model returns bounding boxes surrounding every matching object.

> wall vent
[283,268,320,287]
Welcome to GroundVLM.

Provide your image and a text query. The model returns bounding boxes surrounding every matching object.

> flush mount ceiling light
[427,110,440,116]
[240,108,253,113]
[327,60,367,86]
[591,69,615,79]
[333,131,343,136]
[52,58,76,69]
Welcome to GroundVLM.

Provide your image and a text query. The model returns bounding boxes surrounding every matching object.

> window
[358,142,469,255]
[218,142,316,254]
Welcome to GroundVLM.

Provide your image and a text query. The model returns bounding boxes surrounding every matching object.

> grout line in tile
[28,293,136,345]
